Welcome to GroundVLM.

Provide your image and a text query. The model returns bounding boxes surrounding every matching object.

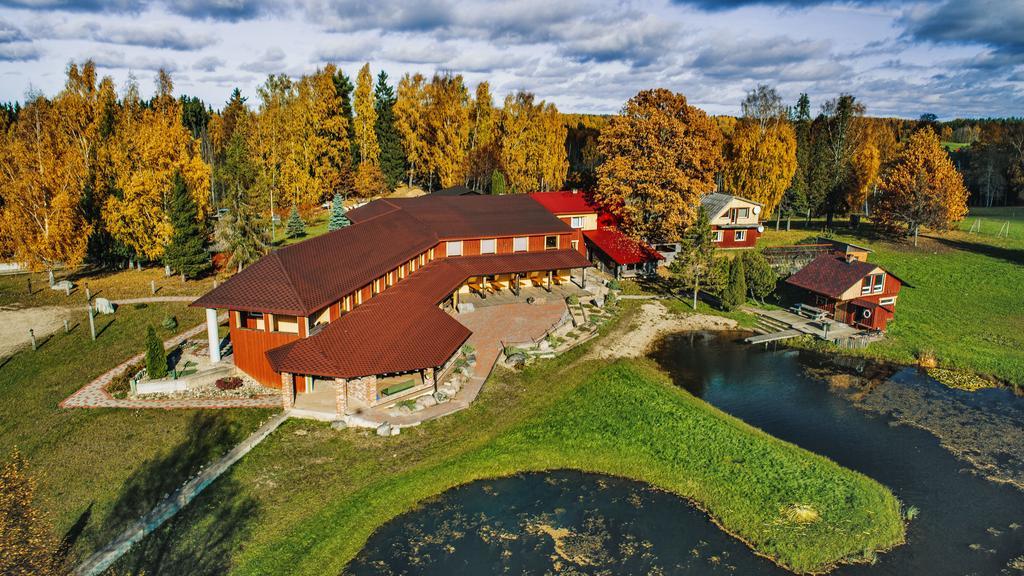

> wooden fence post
[88,304,96,341]
[29,328,36,350]
[64,319,69,334]
[151,280,156,295]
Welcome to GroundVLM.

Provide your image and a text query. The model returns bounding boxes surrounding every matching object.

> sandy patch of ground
[592,301,738,360]
[0,305,76,358]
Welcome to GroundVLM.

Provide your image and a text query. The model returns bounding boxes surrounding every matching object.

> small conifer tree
[286,205,306,239]
[721,255,747,311]
[145,325,167,380]
[327,194,351,231]
[490,170,506,195]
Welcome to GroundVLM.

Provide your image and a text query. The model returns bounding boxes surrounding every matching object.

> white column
[206,308,221,363]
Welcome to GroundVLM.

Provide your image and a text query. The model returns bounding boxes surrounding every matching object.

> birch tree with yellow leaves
[395,72,428,187]
[0,93,91,270]
[423,73,470,189]
[103,70,210,261]
[722,85,797,218]
[498,92,568,193]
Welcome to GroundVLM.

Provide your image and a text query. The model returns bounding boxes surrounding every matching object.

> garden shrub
[133,303,148,310]
[161,315,178,331]
[566,294,579,305]
[215,376,244,391]
[145,326,168,380]
[607,279,621,291]
[107,361,143,398]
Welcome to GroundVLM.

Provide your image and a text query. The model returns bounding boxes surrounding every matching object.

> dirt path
[0,305,77,358]
[591,301,738,360]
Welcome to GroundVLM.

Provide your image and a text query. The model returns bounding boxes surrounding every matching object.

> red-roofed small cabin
[785,253,907,331]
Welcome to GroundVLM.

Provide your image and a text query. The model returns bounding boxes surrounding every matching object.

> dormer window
[570,216,584,229]
[862,273,885,295]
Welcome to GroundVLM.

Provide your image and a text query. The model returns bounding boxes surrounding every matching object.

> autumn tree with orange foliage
[0,449,66,576]
[498,92,568,193]
[595,88,722,243]
[722,85,797,218]
[874,128,968,246]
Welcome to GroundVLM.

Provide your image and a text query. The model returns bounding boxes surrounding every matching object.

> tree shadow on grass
[93,412,259,574]
[113,474,259,576]
[929,236,1024,266]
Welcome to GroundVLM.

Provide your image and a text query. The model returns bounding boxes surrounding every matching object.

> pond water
[346,332,1024,575]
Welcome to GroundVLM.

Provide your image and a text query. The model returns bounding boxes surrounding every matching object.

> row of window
[713,229,747,242]
[446,235,561,257]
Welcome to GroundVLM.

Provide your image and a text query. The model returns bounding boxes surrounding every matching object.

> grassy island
[117,303,906,575]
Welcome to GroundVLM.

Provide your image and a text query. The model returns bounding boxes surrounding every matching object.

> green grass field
[942,141,971,152]
[115,303,904,576]
[0,302,274,561]
[758,207,1024,388]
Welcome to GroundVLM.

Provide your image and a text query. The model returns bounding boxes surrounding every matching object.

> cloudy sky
[0,0,1021,118]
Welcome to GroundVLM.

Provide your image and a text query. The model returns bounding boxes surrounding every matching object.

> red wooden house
[785,253,908,331]
[700,193,764,248]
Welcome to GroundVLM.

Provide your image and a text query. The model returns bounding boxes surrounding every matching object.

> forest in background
[0,59,1018,274]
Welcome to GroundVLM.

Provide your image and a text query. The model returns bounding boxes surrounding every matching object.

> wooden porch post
[546,270,553,292]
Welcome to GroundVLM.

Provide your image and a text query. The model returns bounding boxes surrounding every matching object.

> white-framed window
[873,273,885,294]
[480,238,496,254]
[734,229,746,242]
[879,296,896,306]
[446,240,463,256]
[570,240,579,251]
[713,230,723,242]
[735,207,750,220]
[545,235,559,250]
[570,216,585,229]
[513,237,528,252]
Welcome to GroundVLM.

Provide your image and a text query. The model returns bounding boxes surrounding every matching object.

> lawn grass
[0,302,274,561]
[942,141,971,152]
[0,267,219,308]
[757,207,1024,388]
[116,303,904,575]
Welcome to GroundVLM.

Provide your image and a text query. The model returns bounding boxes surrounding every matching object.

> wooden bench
[790,303,828,321]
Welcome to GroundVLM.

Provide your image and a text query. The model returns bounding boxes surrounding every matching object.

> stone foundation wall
[333,379,347,415]
[346,375,377,406]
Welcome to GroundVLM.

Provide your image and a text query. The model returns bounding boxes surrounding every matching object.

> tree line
[0,61,570,274]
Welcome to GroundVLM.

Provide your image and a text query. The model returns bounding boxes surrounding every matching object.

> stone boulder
[94,297,116,314]
[416,394,438,409]
[376,422,392,437]
[330,420,347,431]
[456,302,476,313]
[51,280,73,292]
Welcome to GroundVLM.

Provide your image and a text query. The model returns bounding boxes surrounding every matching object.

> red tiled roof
[267,250,590,379]
[349,195,571,239]
[584,228,663,265]
[528,191,597,215]
[194,195,573,316]
[785,254,881,299]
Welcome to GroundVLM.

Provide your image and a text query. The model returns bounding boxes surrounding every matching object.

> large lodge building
[192,194,591,413]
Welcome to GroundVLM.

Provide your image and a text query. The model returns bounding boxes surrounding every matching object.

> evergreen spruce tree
[742,251,777,304]
[670,207,719,310]
[145,325,168,380]
[374,71,407,188]
[286,205,306,238]
[328,193,351,230]
[490,170,506,195]
[721,255,747,311]
[332,69,358,167]
[163,170,212,279]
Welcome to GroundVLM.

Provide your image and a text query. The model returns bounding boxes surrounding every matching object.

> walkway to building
[348,299,568,427]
